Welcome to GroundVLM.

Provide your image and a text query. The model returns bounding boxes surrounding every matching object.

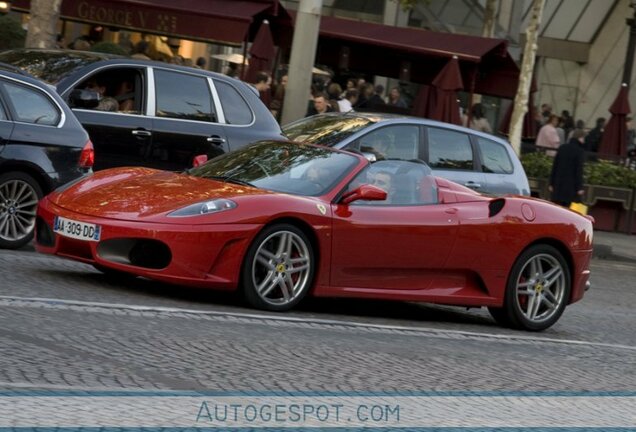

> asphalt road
[0,246,635,393]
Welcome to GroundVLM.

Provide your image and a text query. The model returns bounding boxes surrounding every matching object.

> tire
[0,171,43,249]
[489,244,571,331]
[241,223,315,311]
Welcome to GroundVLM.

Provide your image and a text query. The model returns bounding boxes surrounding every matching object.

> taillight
[79,140,94,169]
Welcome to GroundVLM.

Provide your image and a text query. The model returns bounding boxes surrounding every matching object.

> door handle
[464,181,481,189]
[444,207,458,214]
[207,136,226,145]
[132,129,152,137]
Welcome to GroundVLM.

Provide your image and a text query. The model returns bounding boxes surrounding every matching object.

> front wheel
[0,172,43,249]
[489,244,570,331]
[241,224,315,311]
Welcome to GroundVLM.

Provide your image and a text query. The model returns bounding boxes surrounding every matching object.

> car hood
[50,167,266,219]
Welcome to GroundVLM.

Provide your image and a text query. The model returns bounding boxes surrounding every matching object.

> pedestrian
[540,103,553,125]
[463,103,492,133]
[536,114,561,156]
[387,86,408,108]
[585,117,605,153]
[549,129,586,208]
[269,74,287,123]
[561,110,575,137]
[195,56,207,69]
[306,92,334,117]
[567,119,585,141]
[253,71,272,106]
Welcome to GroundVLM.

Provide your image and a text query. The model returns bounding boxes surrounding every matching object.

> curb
[593,244,636,263]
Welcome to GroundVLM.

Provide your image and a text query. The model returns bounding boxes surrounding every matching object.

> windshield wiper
[207,175,255,188]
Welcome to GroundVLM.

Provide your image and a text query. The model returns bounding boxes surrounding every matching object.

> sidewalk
[593,230,636,263]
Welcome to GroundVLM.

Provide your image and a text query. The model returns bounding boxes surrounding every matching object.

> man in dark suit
[549,129,586,207]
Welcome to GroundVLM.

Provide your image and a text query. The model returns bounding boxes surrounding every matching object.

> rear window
[0,50,110,84]
[214,80,253,125]
[2,81,60,126]
[476,137,514,174]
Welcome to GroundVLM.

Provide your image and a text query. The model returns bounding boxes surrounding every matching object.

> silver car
[283,112,530,196]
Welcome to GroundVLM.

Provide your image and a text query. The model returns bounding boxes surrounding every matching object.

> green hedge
[521,152,636,189]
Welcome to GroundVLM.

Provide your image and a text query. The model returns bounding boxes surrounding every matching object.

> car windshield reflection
[188,141,360,196]
[283,114,375,146]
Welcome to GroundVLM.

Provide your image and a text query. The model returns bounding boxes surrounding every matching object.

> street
[0,246,634,393]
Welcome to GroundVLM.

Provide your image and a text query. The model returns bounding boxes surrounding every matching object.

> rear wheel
[489,244,570,331]
[0,172,43,249]
[241,224,315,311]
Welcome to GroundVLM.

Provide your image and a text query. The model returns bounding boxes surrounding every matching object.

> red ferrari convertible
[35,141,593,331]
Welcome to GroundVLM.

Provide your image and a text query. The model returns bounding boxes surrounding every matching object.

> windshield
[0,50,113,84]
[283,115,375,146]
[188,141,361,196]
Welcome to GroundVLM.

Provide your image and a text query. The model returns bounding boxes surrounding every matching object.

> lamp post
[622,1,636,86]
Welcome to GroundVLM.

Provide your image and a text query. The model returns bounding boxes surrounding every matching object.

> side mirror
[192,154,208,167]
[68,89,100,109]
[340,184,387,205]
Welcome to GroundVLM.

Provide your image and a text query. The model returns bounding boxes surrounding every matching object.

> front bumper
[36,197,260,289]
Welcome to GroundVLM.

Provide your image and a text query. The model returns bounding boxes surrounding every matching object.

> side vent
[488,198,506,217]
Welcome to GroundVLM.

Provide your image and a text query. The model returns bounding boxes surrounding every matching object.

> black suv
[0,49,284,171]
[0,70,92,249]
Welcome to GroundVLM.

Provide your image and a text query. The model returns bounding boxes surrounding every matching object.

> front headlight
[167,198,237,217]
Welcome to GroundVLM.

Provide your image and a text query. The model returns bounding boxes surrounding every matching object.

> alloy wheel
[513,253,566,324]
[251,230,312,307]
[0,178,39,243]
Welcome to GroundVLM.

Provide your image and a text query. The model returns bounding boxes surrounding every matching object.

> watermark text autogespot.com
[196,401,400,425]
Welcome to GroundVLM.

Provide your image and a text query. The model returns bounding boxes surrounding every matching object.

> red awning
[317,15,508,62]
[12,0,291,46]
[308,15,520,99]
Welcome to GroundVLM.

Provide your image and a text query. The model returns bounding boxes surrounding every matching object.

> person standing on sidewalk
[549,129,586,207]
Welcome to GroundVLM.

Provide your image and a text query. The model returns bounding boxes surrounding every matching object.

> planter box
[584,185,635,233]
[527,177,549,199]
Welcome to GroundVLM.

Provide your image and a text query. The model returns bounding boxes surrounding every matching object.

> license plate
[53,216,101,242]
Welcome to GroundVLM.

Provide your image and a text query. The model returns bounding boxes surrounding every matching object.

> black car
[0,70,92,249]
[0,49,284,171]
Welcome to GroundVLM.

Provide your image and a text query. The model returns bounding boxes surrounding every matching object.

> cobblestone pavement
[0,247,634,395]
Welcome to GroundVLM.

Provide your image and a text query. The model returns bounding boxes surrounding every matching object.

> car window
[2,81,60,126]
[72,68,143,114]
[349,125,420,161]
[476,136,514,174]
[154,69,216,122]
[214,80,253,125]
[346,160,438,206]
[427,127,473,170]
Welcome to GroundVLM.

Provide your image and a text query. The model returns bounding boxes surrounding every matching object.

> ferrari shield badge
[316,204,327,215]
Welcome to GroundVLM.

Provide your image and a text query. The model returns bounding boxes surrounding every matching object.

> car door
[330,161,459,291]
[149,68,228,171]
[425,126,487,192]
[66,66,152,171]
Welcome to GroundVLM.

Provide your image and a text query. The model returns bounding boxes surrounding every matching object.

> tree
[482,0,498,38]
[25,0,62,49]
[509,0,546,156]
